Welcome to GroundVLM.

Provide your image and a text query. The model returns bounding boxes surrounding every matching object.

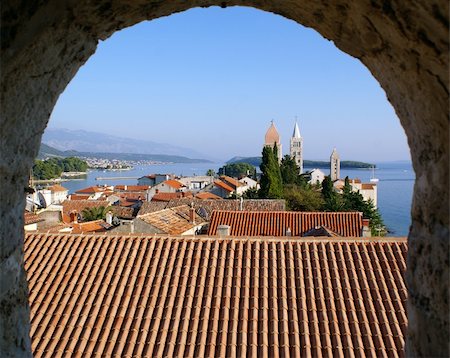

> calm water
[61,161,414,236]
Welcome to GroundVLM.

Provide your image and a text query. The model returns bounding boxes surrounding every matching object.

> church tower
[290,120,303,174]
[264,120,282,163]
[330,148,340,181]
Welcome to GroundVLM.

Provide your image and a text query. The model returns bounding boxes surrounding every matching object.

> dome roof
[265,121,280,145]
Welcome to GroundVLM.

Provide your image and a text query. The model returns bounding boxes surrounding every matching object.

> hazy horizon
[48,7,412,162]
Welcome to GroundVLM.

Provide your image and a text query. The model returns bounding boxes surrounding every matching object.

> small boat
[370,165,379,183]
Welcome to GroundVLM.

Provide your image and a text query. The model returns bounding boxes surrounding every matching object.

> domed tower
[264,120,282,163]
[290,120,303,174]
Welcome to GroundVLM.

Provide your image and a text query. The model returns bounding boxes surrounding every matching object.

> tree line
[33,157,88,180]
[245,144,386,236]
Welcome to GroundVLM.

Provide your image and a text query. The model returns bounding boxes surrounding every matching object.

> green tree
[342,189,386,236]
[218,162,256,178]
[242,187,259,199]
[81,206,111,221]
[259,145,283,199]
[283,184,324,211]
[206,169,216,176]
[321,175,345,211]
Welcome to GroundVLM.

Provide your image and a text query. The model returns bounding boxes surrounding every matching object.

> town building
[137,173,174,186]
[208,210,367,237]
[264,120,282,163]
[146,179,187,201]
[290,120,303,173]
[334,178,378,208]
[330,147,340,181]
[304,168,325,185]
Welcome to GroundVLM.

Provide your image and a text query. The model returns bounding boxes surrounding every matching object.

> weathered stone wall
[1,1,448,356]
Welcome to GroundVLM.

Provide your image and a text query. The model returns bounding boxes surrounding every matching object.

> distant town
[28,120,384,238]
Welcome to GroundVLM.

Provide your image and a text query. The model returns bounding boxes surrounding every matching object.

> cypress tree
[259,145,283,199]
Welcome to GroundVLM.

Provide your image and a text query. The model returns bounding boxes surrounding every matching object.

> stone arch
[1,1,448,356]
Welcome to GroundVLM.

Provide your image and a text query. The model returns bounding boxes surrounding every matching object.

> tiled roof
[163,179,185,189]
[214,180,234,192]
[137,201,169,216]
[361,183,376,189]
[47,184,68,192]
[208,211,363,237]
[220,175,243,188]
[165,199,286,220]
[114,185,150,192]
[139,205,205,235]
[152,192,193,202]
[71,220,109,234]
[75,186,106,194]
[25,234,407,357]
[195,192,222,200]
[303,225,341,237]
[110,206,134,219]
[62,200,110,216]
[68,194,91,200]
[24,212,44,225]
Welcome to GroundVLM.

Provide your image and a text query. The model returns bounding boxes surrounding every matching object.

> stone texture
[1,0,448,356]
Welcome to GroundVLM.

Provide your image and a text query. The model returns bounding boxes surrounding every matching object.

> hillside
[38,143,212,163]
[42,128,211,160]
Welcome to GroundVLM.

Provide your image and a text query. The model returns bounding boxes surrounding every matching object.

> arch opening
[1,1,448,357]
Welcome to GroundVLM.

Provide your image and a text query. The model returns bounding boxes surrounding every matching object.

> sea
[61,161,415,237]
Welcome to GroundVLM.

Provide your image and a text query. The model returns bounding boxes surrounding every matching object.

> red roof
[47,184,68,192]
[115,185,150,192]
[163,179,185,189]
[361,183,376,189]
[24,212,44,225]
[62,200,110,217]
[214,180,234,192]
[75,186,106,194]
[208,211,364,237]
[220,175,242,188]
[25,233,407,357]
[195,192,222,200]
[152,192,193,202]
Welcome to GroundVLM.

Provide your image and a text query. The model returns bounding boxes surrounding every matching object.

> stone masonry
[1,1,448,356]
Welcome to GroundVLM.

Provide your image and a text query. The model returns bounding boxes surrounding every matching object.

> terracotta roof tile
[47,184,68,192]
[114,185,150,192]
[62,200,110,216]
[163,179,185,189]
[25,234,407,357]
[139,205,205,235]
[195,192,222,200]
[24,212,44,225]
[208,211,363,237]
[152,192,193,202]
[137,201,169,216]
[110,206,134,219]
[214,180,234,192]
[75,186,107,194]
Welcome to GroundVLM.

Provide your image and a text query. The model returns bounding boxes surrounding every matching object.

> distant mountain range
[227,156,375,169]
[42,128,213,160]
[38,143,212,164]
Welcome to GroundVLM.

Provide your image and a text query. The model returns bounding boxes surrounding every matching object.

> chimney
[189,206,196,224]
[106,211,113,225]
[239,197,243,211]
[217,225,230,237]
[362,218,371,237]
[69,211,78,223]
[286,227,292,236]
[130,220,135,234]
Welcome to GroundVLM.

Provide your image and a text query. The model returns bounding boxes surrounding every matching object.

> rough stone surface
[1,0,448,356]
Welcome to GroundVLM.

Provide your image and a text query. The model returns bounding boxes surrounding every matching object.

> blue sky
[49,6,411,162]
